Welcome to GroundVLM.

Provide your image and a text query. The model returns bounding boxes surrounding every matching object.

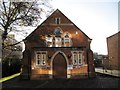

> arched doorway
[53,53,67,78]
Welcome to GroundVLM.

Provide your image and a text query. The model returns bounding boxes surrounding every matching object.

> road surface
[2,73,119,89]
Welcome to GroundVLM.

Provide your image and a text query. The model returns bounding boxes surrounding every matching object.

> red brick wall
[107,32,120,70]
[25,10,90,49]
[87,50,95,77]
[21,9,95,79]
[70,66,88,74]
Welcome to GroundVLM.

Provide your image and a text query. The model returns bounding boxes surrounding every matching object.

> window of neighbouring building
[72,51,83,65]
[55,17,61,24]
[36,51,47,66]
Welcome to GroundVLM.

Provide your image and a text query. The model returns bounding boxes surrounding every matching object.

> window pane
[78,53,82,64]
[72,51,83,65]
[64,38,69,42]
[37,60,40,65]
[46,37,53,47]
[42,60,46,65]
[55,18,60,24]
[55,38,61,47]
[57,18,59,24]
[47,42,52,47]
[73,54,77,64]
[65,42,69,47]
[47,37,52,42]
[64,33,69,38]
[64,38,71,47]
[78,54,82,64]
[42,54,46,65]
[36,52,47,66]
[42,54,46,60]
[37,54,40,59]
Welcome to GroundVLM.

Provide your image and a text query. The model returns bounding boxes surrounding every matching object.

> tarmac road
[2,73,120,89]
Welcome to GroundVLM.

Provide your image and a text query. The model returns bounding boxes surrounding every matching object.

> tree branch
[3,39,25,49]
[0,22,4,28]
[2,1,7,17]
[8,1,12,19]
[2,50,13,60]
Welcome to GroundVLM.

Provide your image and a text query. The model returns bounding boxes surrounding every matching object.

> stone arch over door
[51,51,68,78]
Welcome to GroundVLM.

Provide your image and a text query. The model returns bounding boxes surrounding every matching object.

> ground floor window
[36,51,47,66]
[72,51,83,65]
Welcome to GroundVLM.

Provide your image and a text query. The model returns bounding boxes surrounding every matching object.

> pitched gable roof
[25,9,92,41]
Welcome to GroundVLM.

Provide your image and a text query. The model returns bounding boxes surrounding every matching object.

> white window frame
[35,51,47,66]
[55,37,62,47]
[55,17,61,24]
[78,52,83,65]
[72,51,83,65]
[64,32,72,47]
[64,38,70,47]
[46,37,53,47]
[72,52,78,65]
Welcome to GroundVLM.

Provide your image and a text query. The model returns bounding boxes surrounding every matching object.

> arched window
[46,35,53,47]
[54,27,63,47]
[64,32,71,47]
[55,37,61,47]
[45,29,72,47]
[54,27,63,36]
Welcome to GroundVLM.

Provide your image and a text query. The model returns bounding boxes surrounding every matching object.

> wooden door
[53,53,67,78]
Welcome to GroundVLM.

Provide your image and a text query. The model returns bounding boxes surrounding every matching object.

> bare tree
[0,0,53,48]
[0,0,54,61]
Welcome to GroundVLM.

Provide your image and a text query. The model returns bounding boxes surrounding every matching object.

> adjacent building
[21,9,95,80]
[93,53,107,67]
[3,34,23,60]
[106,31,120,70]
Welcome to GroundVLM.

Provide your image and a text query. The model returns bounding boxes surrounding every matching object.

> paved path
[2,75,119,89]
[95,67,120,77]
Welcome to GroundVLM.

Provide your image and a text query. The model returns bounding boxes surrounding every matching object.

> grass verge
[0,73,20,83]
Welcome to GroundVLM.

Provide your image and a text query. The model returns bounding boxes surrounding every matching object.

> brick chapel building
[21,9,95,80]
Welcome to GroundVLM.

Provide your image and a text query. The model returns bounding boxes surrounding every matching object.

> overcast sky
[50,0,119,55]
[15,0,119,55]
